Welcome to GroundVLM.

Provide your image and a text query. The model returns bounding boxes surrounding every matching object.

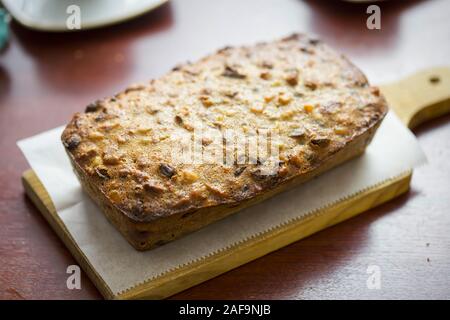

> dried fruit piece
[264,95,275,103]
[180,170,199,183]
[309,137,331,147]
[139,137,153,145]
[281,110,295,120]
[174,114,194,131]
[260,61,274,69]
[136,126,152,134]
[234,166,246,177]
[79,147,98,160]
[250,168,280,184]
[309,38,321,45]
[289,128,307,139]
[222,90,238,98]
[300,46,315,54]
[222,65,246,79]
[95,166,110,179]
[143,182,166,194]
[370,86,380,97]
[304,81,317,90]
[88,131,104,140]
[63,134,81,150]
[109,190,121,203]
[85,102,102,113]
[278,93,292,106]
[271,80,282,87]
[103,153,121,165]
[146,106,160,115]
[202,137,213,146]
[116,135,129,144]
[205,184,228,198]
[320,102,341,114]
[174,115,183,126]
[100,122,120,131]
[159,164,176,178]
[200,88,212,95]
[199,95,214,107]
[250,105,264,114]
[304,104,314,114]
[334,127,349,135]
[285,70,299,86]
[136,156,150,169]
[260,72,271,80]
[118,168,130,178]
[90,156,103,167]
[289,154,303,168]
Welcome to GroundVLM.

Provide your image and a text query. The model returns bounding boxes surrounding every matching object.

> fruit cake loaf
[62,33,388,250]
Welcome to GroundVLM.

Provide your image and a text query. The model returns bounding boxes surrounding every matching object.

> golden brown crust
[62,33,388,250]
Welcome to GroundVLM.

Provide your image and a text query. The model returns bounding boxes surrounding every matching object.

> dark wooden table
[1,0,449,300]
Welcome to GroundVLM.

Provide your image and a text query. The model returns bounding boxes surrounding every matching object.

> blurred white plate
[2,0,168,31]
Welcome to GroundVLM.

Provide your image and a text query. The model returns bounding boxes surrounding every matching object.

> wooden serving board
[22,67,450,299]
[22,169,412,299]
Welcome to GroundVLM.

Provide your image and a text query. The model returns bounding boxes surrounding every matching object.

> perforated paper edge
[117,168,419,297]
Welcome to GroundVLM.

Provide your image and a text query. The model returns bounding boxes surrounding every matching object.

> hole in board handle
[429,76,441,85]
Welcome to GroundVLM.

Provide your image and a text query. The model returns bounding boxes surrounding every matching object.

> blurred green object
[0,8,9,51]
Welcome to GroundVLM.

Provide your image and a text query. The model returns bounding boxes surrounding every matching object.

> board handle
[380,67,450,129]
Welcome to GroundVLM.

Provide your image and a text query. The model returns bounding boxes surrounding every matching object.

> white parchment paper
[17,112,426,296]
